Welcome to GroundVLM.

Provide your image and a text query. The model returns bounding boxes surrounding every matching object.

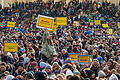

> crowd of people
[0,0,120,80]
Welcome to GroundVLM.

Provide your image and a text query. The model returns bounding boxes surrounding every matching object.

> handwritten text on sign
[4,43,18,52]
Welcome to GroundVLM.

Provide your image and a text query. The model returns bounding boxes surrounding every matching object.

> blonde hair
[52,62,61,71]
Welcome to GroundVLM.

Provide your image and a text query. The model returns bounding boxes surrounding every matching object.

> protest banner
[90,22,94,26]
[37,15,54,30]
[109,29,113,34]
[0,23,5,26]
[117,23,120,27]
[48,22,58,32]
[56,17,67,26]
[78,55,90,64]
[95,20,101,26]
[68,53,80,63]
[7,21,15,28]
[102,24,108,28]
[73,21,79,27]
[4,43,18,52]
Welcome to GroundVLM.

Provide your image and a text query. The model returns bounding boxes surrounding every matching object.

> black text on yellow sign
[78,55,90,63]
[4,43,18,52]
[7,21,15,28]
[37,15,54,30]
[70,54,79,61]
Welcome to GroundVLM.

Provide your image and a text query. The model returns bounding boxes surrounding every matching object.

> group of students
[0,0,120,80]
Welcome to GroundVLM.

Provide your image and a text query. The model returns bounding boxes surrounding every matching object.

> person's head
[30,61,38,70]
[45,65,52,74]
[73,71,81,78]
[115,64,120,73]
[0,73,6,80]
[92,49,98,56]
[52,62,60,71]
[65,69,73,80]
[57,74,65,80]
[17,62,24,71]
[61,49,66,55]
[101,61,107,69]
[16,75,24,80]
[92,59,99,67]
[40,62,47,70]
[107,59,113,67]
[5,75,14,80]
[98,70,106,78]
[110,69,117,74]
[0,62,6,73]
[24,72,34,80]
[68,75,80,80]
[103,67,110,75]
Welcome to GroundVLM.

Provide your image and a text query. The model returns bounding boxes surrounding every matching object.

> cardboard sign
[90,22,94,26]
[7,21,15,27]
[48,22,58,32]
[73,21,79,27]
[95,20,101,26]
[4,43,18,52]
[68,53,80,63]
[117,23,120,27]
[78,55,90,64]
[102,24,108,28]
[109,29,113,34]
[0,23,5,26]
[37,15,54,30]
[56,17,67,26]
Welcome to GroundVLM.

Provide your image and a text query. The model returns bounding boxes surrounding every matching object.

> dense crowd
[0,0,120,80]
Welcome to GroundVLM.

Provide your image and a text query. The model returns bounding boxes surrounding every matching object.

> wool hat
[31,62,38,68]
[109,74,118,80]
[98,70,106,78]
[45,65,52,70]
[5,75,15,80]
[40,62,47,69]
[25,72,34,79]
[17,62,24,67]
[65,69,73,78]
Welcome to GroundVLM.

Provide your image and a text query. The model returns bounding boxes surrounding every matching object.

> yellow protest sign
[78,55,90,63]
[7,21,15,27]
[37,15,54,30]
[95,20,101,26]
[117,23,120,27]
[102,24,108,28]
[56,17,67,26]
[48,22,58,32]
[109,29,113,34]
[69,53,79,61]
[4,43,18,52]
[90,22,94,26]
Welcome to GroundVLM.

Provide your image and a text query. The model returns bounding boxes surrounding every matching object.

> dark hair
[0,62,6,66]
[68,75,80,80]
